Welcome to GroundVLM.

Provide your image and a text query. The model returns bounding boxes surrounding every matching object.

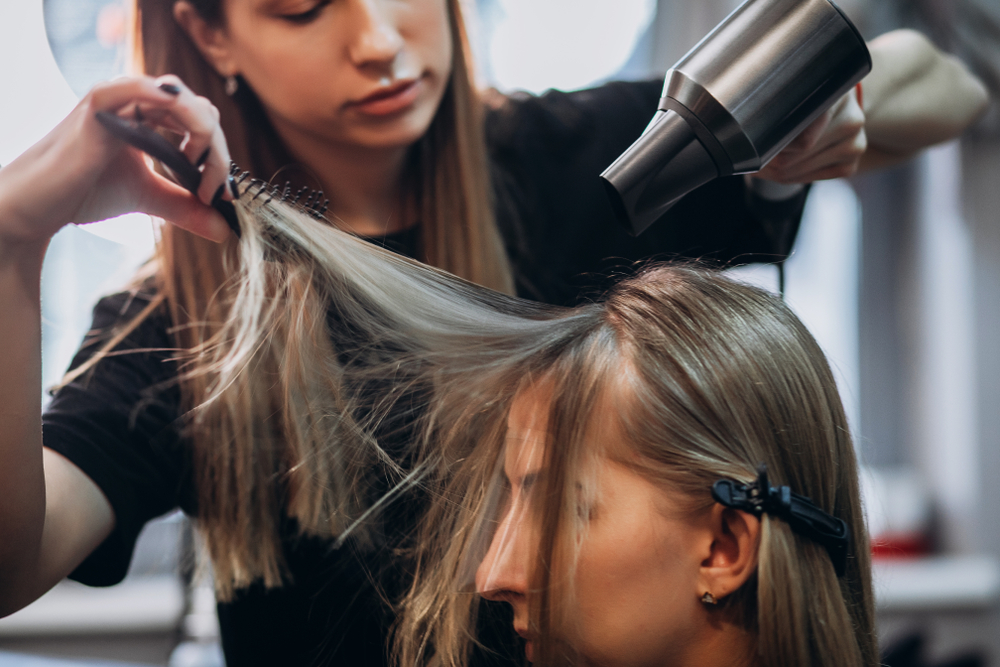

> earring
[700,592,718,605]
[224,75,239,96]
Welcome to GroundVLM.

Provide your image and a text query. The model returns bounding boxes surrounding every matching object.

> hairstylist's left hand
[754,88,866,184]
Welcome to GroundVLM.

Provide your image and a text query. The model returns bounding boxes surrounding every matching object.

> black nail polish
[196,146,211,167]
[158,82,181,95]
[212,184,242,238]
[228,175,240,200]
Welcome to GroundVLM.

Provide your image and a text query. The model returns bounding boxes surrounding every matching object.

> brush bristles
[229,161,330,220]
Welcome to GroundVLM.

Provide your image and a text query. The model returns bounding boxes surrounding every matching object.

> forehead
[504,379,629,483]
[504,384,551,482]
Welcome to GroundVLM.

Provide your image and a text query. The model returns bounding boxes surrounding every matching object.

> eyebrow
[513,471,539,491]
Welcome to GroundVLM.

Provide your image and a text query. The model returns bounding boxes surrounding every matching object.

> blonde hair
[158,191,570,599]
[116,0,512,596]
[393,268,877,666]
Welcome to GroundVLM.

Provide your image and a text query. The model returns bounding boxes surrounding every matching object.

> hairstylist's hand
[754,87,867,184]
[0,75,233,247]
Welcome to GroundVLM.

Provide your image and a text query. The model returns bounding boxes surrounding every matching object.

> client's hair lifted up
[149,192,873,666]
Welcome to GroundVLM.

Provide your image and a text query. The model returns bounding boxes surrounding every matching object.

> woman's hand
[754,87,867,184]
[0,75,234,247]
[854,30,988,171]
[754,30,989,184]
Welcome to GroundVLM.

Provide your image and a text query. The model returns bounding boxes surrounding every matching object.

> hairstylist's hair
[395,269,877,667]
[120,0,512,597]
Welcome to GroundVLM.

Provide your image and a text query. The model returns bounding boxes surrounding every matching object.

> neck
[684,616,756,667]
[270,120,413,238]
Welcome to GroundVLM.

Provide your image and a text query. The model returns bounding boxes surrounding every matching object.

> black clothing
[43,80,807,666]
[46,292,403,667]
[487,79,806,305]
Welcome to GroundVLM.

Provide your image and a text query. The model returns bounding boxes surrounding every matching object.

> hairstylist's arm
[855,29,989,171]
[0,75,231,616]
[756,29,989,184]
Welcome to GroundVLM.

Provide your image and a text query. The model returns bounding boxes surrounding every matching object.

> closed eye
[281,0,331,24]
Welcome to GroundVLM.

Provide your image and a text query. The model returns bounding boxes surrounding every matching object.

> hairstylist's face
[185,0,453,150]
[475,386,712,666]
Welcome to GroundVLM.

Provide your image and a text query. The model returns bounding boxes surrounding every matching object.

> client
[385,268,873,667]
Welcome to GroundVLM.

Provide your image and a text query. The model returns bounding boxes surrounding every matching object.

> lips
[349,79,421,117]
[514,626,537,661]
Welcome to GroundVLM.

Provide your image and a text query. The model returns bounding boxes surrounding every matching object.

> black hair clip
[712,463,850,577]
[96,110,331,242]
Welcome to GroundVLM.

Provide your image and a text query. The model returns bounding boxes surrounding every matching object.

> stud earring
[225,75,239,96]
[701,592,718,605]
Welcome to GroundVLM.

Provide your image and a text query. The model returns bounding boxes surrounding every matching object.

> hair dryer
[601,0,871,236]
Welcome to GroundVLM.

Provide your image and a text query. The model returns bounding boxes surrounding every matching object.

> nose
[476,501,530,604]
[347,0,405,69]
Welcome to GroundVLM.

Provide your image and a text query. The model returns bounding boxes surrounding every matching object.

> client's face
[475,386,709,666]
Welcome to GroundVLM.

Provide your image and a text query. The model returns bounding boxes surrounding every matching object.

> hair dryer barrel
[601,111,719,236]
[602,0,871,236]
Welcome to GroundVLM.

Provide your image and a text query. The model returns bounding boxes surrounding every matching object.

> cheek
[570,516,700,666]
[229,25,349,112]
[404,0,454,78]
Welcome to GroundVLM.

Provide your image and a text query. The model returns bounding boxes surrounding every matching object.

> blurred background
[0,0,998,665]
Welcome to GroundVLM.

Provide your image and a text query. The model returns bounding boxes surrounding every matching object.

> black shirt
[42,80,807,666]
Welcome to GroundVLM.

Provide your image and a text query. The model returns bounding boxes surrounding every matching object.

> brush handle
[94,111,240,237]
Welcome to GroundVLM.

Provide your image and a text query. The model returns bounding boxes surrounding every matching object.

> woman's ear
[697,505,761,601]
[173,1,238,77]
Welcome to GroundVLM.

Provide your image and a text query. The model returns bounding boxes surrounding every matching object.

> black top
[42,80,807,666]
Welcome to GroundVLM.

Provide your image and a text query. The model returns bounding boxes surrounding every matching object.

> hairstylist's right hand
[0,75,234,246]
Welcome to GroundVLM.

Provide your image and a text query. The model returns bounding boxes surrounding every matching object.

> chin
[352,117,435,150]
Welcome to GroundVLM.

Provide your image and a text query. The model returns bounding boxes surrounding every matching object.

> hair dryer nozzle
[600,110,719,236]
[602,0,871,236]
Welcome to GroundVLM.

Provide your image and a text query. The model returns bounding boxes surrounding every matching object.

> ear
[697,505,761,601]
[173,1,239,77]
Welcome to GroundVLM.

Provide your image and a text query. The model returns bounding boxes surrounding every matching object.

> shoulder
[484,78,663,156]
[83,284,173,356]
[57,281,177,392]
[90,282,166,329]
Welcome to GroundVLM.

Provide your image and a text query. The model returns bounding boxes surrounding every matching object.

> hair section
[165,190,579,598]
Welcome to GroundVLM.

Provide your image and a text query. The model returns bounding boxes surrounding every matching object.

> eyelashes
[280,0,331,24]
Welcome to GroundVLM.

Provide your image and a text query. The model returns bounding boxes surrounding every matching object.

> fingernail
[134,105,144,124]
[228,175,240,200]
[218,202,241,239]
[212,184,242,238]
[159,82,181,95]
[196,146,211,167]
